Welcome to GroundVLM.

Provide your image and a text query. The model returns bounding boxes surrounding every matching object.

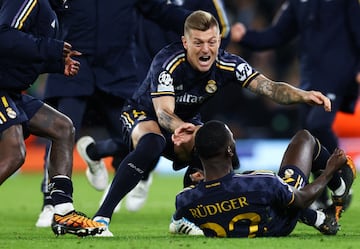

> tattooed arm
[153,96,197,146]
[247,74,332,112]
[153,96,188,133]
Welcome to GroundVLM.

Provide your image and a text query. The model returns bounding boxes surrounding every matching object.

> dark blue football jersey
[0,0,64,91]
[173,172,299,238]
[130,42,259,121]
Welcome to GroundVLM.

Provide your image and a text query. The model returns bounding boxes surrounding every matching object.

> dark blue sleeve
[347,0,360,73]
[137,0,191,35]
[240,2,298,50]
[273,176,295,207]
[173,197,183,220]
[173,191,188,220]
[0,0,63,63]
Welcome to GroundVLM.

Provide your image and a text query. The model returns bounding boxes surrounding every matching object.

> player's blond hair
[184,10,220,37]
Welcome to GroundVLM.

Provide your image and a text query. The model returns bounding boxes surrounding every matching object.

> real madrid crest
[205,80,217,94]
[6,107,17,119]
[284,168,294,179]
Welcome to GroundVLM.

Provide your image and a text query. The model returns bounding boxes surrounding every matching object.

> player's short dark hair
[184,10,219,36]
[195,120,231,159]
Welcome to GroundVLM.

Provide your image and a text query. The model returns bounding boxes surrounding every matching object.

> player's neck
[203,161,232,181]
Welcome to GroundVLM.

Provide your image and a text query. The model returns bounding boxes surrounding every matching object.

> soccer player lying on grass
[169,120,356,237]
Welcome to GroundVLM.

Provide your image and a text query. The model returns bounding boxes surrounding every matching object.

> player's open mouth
[199,56,210,62]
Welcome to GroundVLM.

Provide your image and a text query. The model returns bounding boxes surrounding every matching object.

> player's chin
[196,64,212,72]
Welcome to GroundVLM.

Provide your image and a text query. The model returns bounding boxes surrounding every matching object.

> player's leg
[0,92,31,184]
[93,115,166,235]
[91,138,127,212]
[277,129,339,235]
[0,125,26,184]
[77,93,125,191]
[37,96,88,227]
[300,104,356,217]
[125,158,157,212]
[280,129,319,176]
[35,142,54,227]
[279,129,346,194]
[94,93,155,212]
[300,104,337,209]
[89,137,155,213]
[28,103,106,236]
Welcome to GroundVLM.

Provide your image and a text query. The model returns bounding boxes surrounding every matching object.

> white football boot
[35,205,54,228]
[125,174,153,212]
[77,136,109,191]
[169,217,204,236]
[92,216,113,237]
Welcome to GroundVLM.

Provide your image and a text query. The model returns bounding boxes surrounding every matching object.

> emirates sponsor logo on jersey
[176,93,205,104]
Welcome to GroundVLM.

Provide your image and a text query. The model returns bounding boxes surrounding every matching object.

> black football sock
[49,175,73,205]
[141,159,159,181]
[311,137,341,192]
[94,133,165,219]
[86,138,128,160]
[299,208,317,226]
[43,192,53,207]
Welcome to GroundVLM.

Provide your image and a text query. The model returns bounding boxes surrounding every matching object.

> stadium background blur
[23,0,360,173]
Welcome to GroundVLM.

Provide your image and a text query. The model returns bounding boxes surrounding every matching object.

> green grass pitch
[0,171,359,249]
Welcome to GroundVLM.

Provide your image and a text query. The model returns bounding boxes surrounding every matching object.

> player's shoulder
[177,184,197,195]
[241,170,277,176]
[233,170,278,184]
[152,42,186,72]
[216,49,251,72]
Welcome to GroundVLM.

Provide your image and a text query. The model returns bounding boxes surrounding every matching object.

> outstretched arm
[247,74,331,112]
[152,96,196,147]
[153,96,191,133]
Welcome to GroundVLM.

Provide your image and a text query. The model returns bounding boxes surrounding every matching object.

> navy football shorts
[0,91,43,133]
[278,165,309,190]
[120,104,202,152]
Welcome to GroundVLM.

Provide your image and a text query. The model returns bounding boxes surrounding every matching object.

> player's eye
[209,40,217,46]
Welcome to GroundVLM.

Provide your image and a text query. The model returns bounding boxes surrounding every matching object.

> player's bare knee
[296,129,312,137]
[293,129,315,145]
[53,115,75,140]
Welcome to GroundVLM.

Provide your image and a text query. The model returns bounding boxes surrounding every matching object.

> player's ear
[182,35,188,50]
[226,146,234,157]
